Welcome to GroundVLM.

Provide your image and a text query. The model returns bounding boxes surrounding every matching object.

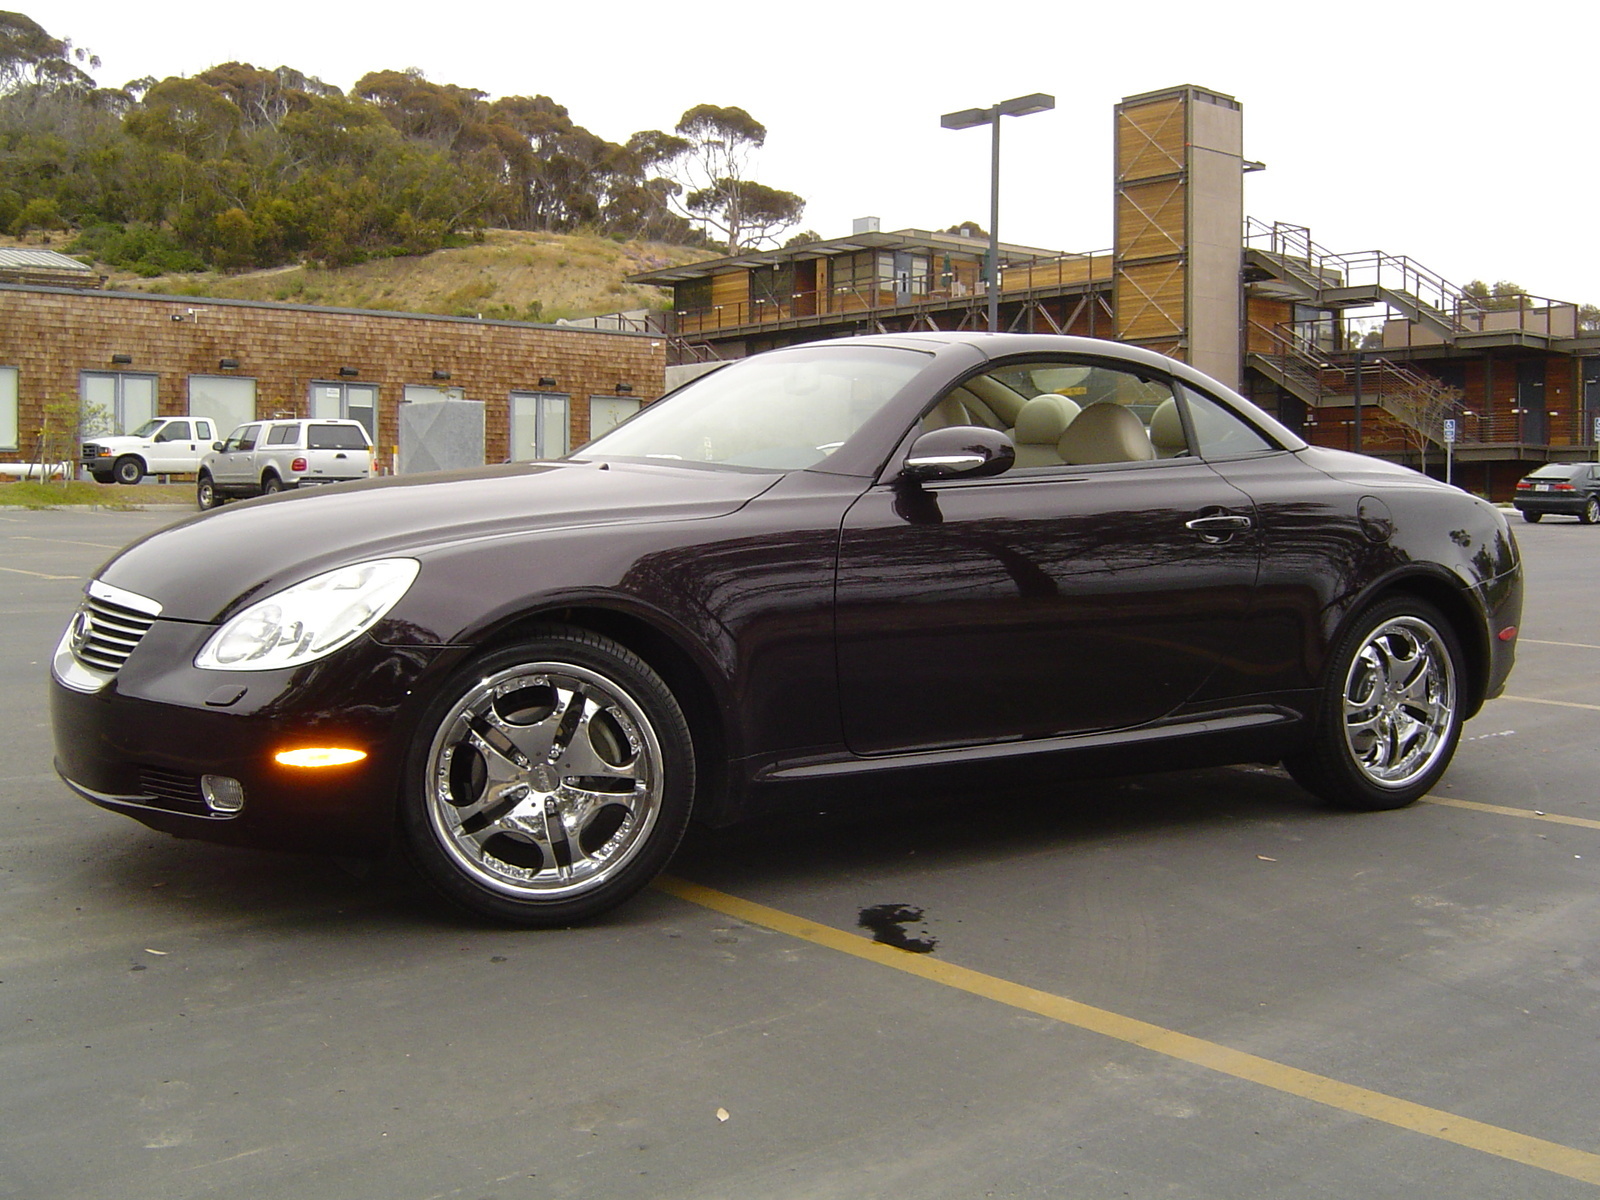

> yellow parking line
[1423,796,1600,831]
[1497,694,1600,713]
[655,876,1600,1187]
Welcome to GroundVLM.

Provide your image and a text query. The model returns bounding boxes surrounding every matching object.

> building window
[830,251,880,296]
[677,277,713,312]
[81,371,157,436]
[309,381,378,440]
[509,391,570,460]
[0,366,16,450]
[589,395,641,440]
[403,383,465,405]
[189,374,256,439]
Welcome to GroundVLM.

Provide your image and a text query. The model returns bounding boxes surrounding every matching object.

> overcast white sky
[31,0,1600,305]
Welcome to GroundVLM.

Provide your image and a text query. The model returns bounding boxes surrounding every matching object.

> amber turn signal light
[274,747,368,768]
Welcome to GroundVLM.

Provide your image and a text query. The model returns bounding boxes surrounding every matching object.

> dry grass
[0,478,196,508]
[103,230,715,322]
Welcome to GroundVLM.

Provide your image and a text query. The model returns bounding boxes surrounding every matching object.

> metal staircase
[1247,321,1461,448]
[1244,220,1487,341]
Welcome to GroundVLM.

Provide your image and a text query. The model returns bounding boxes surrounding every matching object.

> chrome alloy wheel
[423,661,665,900]
[1340,615,1457,790]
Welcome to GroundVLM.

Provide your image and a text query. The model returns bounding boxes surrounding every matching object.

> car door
[833,358,1262,756]
[213,424,261,489]
[148,420,193,473]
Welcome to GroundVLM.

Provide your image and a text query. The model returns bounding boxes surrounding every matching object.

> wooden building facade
[0,285,664,473]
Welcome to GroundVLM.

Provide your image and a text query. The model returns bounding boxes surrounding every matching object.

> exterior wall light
[338,366,360,377]
[111,353,133,364]
[538,376,558,389]
[432,369,451,380]
[616,382,633,394]
[219,358,240,370]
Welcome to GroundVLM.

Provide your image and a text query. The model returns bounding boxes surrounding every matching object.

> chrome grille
[72,580,162,674]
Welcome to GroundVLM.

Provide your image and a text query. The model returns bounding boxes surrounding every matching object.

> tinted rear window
[308,424,369,450]
[1527,464,1582,480]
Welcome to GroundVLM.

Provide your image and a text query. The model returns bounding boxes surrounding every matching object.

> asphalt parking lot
[4,502,1600,1200]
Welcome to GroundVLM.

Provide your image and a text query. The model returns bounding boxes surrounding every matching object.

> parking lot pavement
[5,507,1600,1199]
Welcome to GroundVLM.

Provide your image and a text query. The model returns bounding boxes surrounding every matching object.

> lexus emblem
[68,609,92,657]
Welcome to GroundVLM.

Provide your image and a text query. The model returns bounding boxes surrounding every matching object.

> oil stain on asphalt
[858,903,938,953]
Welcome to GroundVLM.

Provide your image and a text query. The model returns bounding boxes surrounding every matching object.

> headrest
[1149,397,1187,456]
[1013,393,1081,444]
[1058,402,1155,465]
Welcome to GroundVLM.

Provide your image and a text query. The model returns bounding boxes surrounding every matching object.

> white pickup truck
[197,418,376,508]
[81,417,219,484]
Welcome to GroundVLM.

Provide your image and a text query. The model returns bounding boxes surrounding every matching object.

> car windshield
[580,346,927,470]
[128,419,163,437]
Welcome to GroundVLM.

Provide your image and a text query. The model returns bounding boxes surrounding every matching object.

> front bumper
[51,618,462,856]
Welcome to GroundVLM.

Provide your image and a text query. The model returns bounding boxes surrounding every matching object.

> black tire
[1285,596,1464,811]
[1522,510,1542,523]
[401,627,696,926]
[112,455,144,485]
[196,473,221,510]
[261,474,284,495]
[1581,497,1600,526]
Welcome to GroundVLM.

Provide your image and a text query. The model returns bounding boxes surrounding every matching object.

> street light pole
[941,93,1055,333]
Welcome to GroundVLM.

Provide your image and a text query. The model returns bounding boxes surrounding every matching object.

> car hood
[99,459,783,622]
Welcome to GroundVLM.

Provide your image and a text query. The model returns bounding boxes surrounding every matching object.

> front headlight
[195,558,420,671]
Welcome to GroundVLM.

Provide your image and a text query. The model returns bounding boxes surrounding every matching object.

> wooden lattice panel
[1115,95,1185,182]
[1115,262,1186,343]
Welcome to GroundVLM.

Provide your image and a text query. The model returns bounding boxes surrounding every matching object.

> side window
[159,421,191,441]
[266,425,298,446]
[236,424,260,452]
[1179,385,1276,459]
[920,358,1180,468]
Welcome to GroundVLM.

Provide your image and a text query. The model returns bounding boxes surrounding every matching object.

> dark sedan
[51,333,1522,926]
[1512,462,1600,524]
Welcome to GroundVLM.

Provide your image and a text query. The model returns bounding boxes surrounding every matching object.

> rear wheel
[1285,597,1463,811]
[261,474,284,495]
[112,455,144,485]
[1581,497,1599,525]
[1521,510,1542,523]
[401,628,696,926]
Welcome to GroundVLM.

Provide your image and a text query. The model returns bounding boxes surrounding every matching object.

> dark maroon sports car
[51,333,1522,925]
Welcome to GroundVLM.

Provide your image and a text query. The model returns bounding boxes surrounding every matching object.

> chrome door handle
[1185,513,1253,543]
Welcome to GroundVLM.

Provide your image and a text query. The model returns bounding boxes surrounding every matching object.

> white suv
[198,419,375,508]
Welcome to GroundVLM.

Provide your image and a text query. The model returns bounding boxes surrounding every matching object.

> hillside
[84,230,716,323]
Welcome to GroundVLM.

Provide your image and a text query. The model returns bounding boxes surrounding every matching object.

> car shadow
[83,764,1335,932]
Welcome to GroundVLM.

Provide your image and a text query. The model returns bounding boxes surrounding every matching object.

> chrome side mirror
[901,425,1016,482]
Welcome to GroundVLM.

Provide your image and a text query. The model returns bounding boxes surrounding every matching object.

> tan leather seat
[1058,402,1155,465]
[1149,397,1188,458]
[1011,394,1081,467]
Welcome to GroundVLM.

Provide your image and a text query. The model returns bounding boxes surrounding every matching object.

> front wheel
[401,628,696,926]
[112,455,144,485]
[1581,497,1599,526]
[1285,597,1464,811]
[1522,510,1542,523]
[197,473,221,510]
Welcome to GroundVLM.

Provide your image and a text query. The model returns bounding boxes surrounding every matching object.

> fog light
[201,775,246,813]
[275,747,367,768]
